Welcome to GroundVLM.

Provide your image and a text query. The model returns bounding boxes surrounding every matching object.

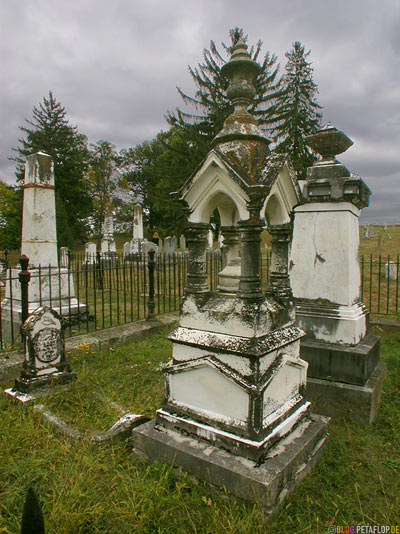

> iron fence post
[147,249,156,320]
[18,255,30,341]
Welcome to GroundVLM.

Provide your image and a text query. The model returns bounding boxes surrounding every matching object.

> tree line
[0,28,322,250]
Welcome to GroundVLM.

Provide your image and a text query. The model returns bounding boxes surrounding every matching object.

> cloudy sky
[1,0,399,224]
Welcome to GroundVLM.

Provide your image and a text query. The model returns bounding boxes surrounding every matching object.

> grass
[1,327,400,533]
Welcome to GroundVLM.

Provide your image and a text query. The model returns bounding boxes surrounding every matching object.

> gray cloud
[1,0,399,223]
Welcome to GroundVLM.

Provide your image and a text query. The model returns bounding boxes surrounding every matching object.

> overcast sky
[1,0,399,224]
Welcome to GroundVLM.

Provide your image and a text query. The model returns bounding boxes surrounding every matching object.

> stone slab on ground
[305,361,386,424]
[300,335,380,386]
[131,414,329,517]
[0,312,179,383]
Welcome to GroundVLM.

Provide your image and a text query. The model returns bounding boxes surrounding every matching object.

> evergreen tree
[273,41,322,179]
[12,92,92,247]
[0,181,22,249]
[166,27,282,164]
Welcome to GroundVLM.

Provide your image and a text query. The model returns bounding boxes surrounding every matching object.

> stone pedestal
[132,413,328,517]
[1,267,87,340]
[1,153,87,341]
[290,124,383,423]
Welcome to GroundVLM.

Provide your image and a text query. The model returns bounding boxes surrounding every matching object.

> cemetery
[0,32,399,534]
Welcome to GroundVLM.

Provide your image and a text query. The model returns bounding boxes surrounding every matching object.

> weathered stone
[132,413,329,516]
[84,242,97,264]
[21,152,58,267]
[385,261,397,280]
[9,306,76,394]
[291,124,384,422]
[59,247,69,268]
[179,234,186,251]
[164,236,177,255]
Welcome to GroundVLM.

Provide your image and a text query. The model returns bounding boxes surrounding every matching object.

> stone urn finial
[212,39,269,147]
[306,123,353,165]
[221,40,261,109]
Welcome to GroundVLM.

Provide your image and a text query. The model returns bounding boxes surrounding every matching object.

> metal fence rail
[1,251,398,353]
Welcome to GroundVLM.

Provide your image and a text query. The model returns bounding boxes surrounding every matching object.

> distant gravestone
[369,225,374,237]
[84,242,97,264]
[142,239,158,257]
[385,261,397,281]
[7,306,76,398]
[179,234,186,251]
[59,247,69,268]
[164,236,176,255]
[123,242,131,258]
[362,226,369,239]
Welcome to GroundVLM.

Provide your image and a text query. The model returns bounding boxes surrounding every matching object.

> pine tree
[273,42,322,179]
[12,92,92,247]
[166,27,282,162]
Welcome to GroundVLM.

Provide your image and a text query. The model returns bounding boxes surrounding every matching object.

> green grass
[1,331,400,533]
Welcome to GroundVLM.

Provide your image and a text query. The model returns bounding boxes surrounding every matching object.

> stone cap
[24,152,54,187]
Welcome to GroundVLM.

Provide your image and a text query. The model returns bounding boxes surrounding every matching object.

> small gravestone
[179,234,186,251]
[385,261,397,280]
[123,241,131,258]
[59,247,69,268]
[84,242,97,264]
[142,239,158,256]
[164,236,176,255]
[5,306,76,401]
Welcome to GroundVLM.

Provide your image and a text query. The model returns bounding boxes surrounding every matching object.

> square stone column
[290,124,385,422]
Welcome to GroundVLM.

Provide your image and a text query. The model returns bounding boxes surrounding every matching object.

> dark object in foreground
[21,487,45,534]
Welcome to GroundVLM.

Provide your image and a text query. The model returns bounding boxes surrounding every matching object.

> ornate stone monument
[1,153,86,338]
[5,305,76,401]
[290,124,385,422]
[132,40,328,514]
[101,211,117,255]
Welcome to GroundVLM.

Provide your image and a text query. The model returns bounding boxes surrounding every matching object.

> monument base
[305,362,386,423]
[300,335,380,386]
[13,369,77,394]
[132,414,329,517]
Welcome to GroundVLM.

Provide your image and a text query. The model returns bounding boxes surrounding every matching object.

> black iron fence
[1,251,398,353]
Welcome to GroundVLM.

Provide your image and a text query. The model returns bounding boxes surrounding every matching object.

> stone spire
[212,40,270,148]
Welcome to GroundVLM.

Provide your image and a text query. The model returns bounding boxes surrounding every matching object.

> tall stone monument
[101,211,116,255]
[124,200,144,256]
[1,152,86,338]
[290,124,385,422]
[132,40,328,514]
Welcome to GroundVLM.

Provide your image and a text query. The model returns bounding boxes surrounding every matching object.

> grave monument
[124,199,145,257]
[1,152,87,338]
[290,124,385,422]
[5,305,75,401]
[132,40,328,514]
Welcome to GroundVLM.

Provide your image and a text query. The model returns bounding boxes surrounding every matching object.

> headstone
[141,239,158,256]
[133,202,144,240]
[207,229,213,249]
[179,234,186,251]
[164,236,176,255]
[385,261,397,280]
[101,212,116,255]
[123,241,131,258]
[218,231,224,249]
[362,226,369,239]
[369,225,374,237]
[5,306,76,398]
[84,242,97,264]
[59,247,69,268]
[384,222,387,231]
